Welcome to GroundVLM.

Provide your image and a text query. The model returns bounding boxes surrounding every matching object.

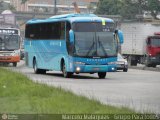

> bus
[24,14,123,78]
[0,28,21,67]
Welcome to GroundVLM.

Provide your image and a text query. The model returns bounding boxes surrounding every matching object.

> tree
[134,0,148,14]
[95,0,122,15]
[120,0,139,19]
[146,0,160,19]
[9,4,16,11]
[95,0,139,19]
[21,0,28,4]
[87,3,94,13]
[95,0,160,19]
[0,1,10,11]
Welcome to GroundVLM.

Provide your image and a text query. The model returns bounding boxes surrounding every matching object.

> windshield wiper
[86,37,95,56]
[98,36,108,56]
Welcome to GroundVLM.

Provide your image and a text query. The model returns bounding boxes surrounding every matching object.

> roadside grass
[0,67,135,114]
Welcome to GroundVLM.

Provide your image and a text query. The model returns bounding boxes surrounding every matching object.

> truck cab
[146,32,160,67]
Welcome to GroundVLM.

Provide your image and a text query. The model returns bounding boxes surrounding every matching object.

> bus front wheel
[13,62,17,67]
[62,62,72,78]
[98,72,106,79]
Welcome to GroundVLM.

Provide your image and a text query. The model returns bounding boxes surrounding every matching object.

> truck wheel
[98,72,106,79]
[151,64,156,68]
[145,64,151,67]
[13,62,17,67]
[131,60,137,66]
[145,62,156,67]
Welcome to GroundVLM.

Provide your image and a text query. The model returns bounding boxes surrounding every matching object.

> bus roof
[27,13,114,24]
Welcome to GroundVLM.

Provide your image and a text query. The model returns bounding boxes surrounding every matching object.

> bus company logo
[2,114,8,120]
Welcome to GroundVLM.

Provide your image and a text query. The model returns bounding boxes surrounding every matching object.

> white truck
[121,22,160,67]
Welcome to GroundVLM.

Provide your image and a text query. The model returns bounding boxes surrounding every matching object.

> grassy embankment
[0,67,135,114]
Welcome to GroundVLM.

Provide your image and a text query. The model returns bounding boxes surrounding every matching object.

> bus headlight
[76,67,81,73]
[124,61,128,65]
[112,67,115,71]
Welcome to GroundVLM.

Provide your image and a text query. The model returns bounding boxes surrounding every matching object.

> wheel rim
[34,61,37,72]
[63,64,67,77]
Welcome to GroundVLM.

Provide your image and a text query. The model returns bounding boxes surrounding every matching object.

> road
[12,61,160,114]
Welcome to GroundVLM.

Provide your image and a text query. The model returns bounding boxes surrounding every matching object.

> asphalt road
[12,61,160,114]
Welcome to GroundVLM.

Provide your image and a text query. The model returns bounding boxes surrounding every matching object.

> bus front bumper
[73,64,116,73]
[0,56,20,63]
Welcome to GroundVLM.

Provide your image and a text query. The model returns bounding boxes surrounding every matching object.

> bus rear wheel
[98,72,106,79]
[62,62,72,78]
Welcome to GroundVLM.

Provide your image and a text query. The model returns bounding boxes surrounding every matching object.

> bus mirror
[115,30,124,44]
[69,30,74,44]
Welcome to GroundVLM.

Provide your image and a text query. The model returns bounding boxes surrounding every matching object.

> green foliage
[0,68,135,114]
[96,0,122,15]
[147,0,160,19]
[21,0,28,4]
[95,0,160,19]
[9,5,16,11]
[120,0,139,19]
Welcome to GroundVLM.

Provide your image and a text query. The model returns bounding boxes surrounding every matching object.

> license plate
[93,68,100,71]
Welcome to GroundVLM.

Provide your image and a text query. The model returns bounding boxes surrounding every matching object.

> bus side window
[25,24,33,39]
[60,22,65,39]
[66,22,71,41]
[66,22,72,54]
[47,23,52,39]
[50,23,60,40]
[30,24,36,39]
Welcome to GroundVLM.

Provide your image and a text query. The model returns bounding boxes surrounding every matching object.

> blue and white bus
[24,14,123,78]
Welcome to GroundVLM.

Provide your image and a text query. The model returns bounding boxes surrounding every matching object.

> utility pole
[54,0,57,15]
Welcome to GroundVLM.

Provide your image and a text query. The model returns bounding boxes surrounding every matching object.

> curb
[129,66,160,72]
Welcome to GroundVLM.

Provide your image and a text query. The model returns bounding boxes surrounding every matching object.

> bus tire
[98,72,106,79]
[62,62,72,78]
[33,59,41,74]
[40,69,46,74]
[13,62,17,67]
[152,64,156,68]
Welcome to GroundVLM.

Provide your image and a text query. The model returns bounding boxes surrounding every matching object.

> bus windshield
[0,35,20,51]
[73,22,117,58]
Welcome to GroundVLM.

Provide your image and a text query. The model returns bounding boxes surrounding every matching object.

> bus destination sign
[0,29,18,35]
